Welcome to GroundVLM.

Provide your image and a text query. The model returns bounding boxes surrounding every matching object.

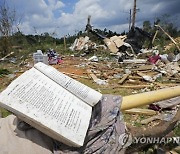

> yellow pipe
[121,86,180,110]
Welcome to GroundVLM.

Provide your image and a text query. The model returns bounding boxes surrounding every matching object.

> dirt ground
[0,55,180,153]
[1,56,179,126]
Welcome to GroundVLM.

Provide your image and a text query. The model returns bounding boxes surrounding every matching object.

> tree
[154,15,178,37]
[0,0,16,57]
[143,20,151,32]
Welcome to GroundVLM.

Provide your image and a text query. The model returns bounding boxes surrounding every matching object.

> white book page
[0,68,92,147]
[34,62,102,106]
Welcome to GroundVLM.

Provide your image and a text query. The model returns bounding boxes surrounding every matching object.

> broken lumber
[62,72,89,79]
[126,79,141,84]
[124,108,157,115]
[128,75,142,80]
[121,86,180,110]
[87,69,98,81]
[113,85,153,89]
[155,25,180,52]
[152,30,158,45]
[0,52,14,61]
[110,35,124,48]
[87,69,107,85]
[134,65,154,71]
[123,59,147,64]
[126,107,180,153]
[141,114,165,124]
[136,71,147,77]
[103,38,118,53]
[118,74,129,84]
[137,71,153,82]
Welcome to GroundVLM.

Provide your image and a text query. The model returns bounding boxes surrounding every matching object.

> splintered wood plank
[118,74,129,84]
[135,65,154,71]
[87,69,98,81]
[124,108,157,115]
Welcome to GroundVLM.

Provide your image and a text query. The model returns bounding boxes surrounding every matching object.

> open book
[0,62,102,147]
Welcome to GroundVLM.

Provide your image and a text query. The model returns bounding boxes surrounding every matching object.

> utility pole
[87,15,91,25]
[64,35,66,50]
[129,9,132,31]
[131,0,137,29]
[86,15,92,35]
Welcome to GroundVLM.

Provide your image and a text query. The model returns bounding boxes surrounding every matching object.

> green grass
[174,123,180,136]
[0,108,11,118]
[0,69,10,77]
[78,78,135,96]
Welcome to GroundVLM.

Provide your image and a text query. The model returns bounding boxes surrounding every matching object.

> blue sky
[3,0,180,38]
[60,0,77,13]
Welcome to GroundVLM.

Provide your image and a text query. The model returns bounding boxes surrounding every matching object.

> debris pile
[0,10,180,154]
[69,36,99,54]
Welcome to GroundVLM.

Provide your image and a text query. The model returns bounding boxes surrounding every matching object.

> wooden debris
[110,36,124,48]
[137,71,147,77]
[126,79,141,84]
[124,108,157,115]
[123,59,147,64]
[113,84,153,89]
[0,52,14,61]
[141,114,170,125]
[118,74,129,84]
[76,36,89,51]
[62,72,89,79]
[171,146,180,154]
[110,35,126,48]
[126,107,180,153]
[102,73,109,79]
[155,25,180,52]
[134,65,154,71]
[152,30,158,45]
[87,69,98,81]
[155,82,179,88]
[169,150,179,154]
[103,38,118,53]
[137,71,153,82]
[128,75,142,80]
[141,116,158,124]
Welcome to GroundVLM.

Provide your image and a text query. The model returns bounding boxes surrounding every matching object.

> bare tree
[0,0,16,57]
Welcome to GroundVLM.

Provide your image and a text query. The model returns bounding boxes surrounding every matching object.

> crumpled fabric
[0,115,54,154]
[0,94,126,154]
[148,55,161,64]
[155,96,180,109]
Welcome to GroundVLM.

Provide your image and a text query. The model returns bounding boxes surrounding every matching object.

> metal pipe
[121,86,180,110]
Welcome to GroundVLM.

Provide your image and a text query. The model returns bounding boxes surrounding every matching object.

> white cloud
[18,21,32,34]
[7,0,180,37]
[57,0,130,36]
[48,0,65,10]
[8,0,65,35]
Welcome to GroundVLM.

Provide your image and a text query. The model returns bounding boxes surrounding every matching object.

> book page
[0,68,92,147]
[34,62,102,106]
